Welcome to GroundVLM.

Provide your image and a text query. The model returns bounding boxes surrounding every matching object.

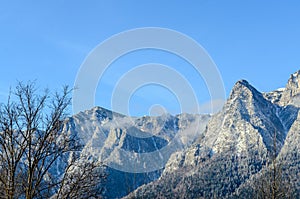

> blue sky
[1,1,300,116]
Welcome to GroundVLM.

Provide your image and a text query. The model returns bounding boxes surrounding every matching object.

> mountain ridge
[124,70,300,198]
[56,70,300,198]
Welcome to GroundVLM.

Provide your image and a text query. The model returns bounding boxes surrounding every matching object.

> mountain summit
[125,70,300,199]
[264,70,300,107]
[287,70,300,90]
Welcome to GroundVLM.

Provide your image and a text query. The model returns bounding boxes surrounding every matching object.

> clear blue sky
[1,1,300,116]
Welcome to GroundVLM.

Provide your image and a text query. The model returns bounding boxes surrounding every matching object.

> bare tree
[0,81,105,199]
[254,131,292,199]
[55,156,106,199]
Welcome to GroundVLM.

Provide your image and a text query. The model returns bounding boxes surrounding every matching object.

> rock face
[277,110,300,194]
[61,107,210,198]
[264,70,300,107]
[125,70,300,199]
[203,79,287,154]
[233,109,300,198]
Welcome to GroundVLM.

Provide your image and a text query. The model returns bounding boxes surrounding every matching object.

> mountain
[278,110,300,193]
[124,70,300,198]
[264,70,300,107]
[54,70,300,198]
[61,107,210,198]
[232,109,300,198]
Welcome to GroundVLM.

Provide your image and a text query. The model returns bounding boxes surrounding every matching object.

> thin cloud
[198,99,226,114]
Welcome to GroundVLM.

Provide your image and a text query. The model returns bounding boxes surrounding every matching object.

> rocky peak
[275,70,300,107]
[236,79,251,86]
[202,77,288,156]
[262,70,300,107]
[229,79,262,102]
[286,70,300,91]
[232,79,252,91]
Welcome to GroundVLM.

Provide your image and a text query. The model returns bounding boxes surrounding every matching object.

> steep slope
[202,79,286,154]
[278,110,300,195]
[126,74,299,198]
[226,71,300,198]
[232,109,300,198]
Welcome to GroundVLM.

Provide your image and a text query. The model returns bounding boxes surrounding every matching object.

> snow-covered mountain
[57,70,300,198]
[125,70,300,198]
[61,107,210,198]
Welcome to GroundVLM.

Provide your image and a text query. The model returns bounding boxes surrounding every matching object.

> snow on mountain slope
[125,70,300,199]
[55,70,300,199]
[277,110,300,193]
[233,108,300,198]
[61,106,210,198]
[203,79,288,154]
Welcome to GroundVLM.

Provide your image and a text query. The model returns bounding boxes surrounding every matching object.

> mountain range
[62,70,300,198]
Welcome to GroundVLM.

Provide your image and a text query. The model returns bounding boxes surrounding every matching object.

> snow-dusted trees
[0,82,105,199]
[252,131,293,199]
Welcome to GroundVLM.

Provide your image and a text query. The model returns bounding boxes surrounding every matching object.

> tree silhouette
[0,81,105,199]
